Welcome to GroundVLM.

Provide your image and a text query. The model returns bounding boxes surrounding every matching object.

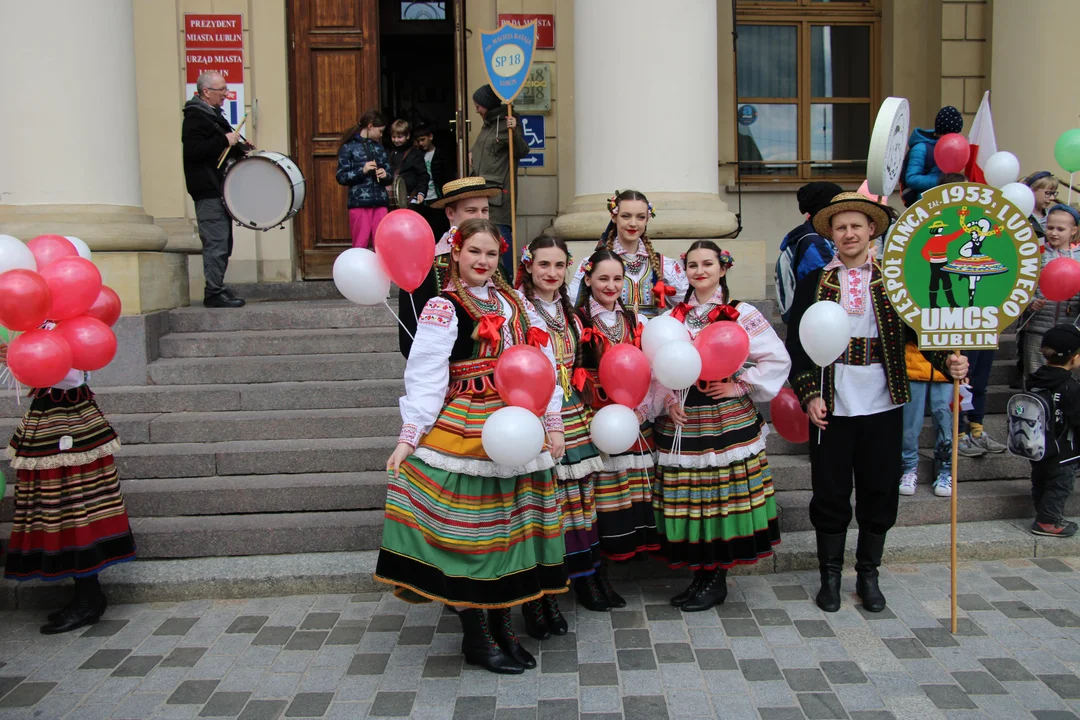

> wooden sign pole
[950,348,961,634]
[507,101,517,267]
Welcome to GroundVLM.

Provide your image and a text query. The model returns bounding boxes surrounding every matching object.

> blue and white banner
[480,22,537,104]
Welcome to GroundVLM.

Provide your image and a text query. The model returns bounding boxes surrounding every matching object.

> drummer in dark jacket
[182,71,251,308]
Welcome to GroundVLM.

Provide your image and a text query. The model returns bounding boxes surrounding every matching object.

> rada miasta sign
[882,182,1039,350]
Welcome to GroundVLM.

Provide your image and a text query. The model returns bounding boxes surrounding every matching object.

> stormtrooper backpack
[1007,384,1080,463]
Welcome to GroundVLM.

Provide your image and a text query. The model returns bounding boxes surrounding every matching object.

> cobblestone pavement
[6,559,1080,718]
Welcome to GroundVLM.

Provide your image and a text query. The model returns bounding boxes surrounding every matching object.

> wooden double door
[288,0,469,278]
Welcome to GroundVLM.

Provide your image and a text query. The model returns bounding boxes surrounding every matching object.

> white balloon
[983,152,1021,189]
[640,315,691,361]
[799,301,852,367]
[333,248,391,305]
[590,404,640,455]
[64,236,92,260]
[481,406,546,466]
[0,235,36,275]
[1001,182,1036,218]
[653,341,702,391]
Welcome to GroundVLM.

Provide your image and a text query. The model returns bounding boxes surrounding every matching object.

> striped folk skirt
[555,388,603,578]
[374,372,568,608]
[652,390,779,571]
[4,386,136,582]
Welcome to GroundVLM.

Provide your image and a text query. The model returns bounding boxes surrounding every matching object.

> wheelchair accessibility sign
[518,114,545,167]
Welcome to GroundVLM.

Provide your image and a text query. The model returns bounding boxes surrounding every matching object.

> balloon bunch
[0,235,120,390]
[786,301,853,444]
[485,345,557,467]
[1040,257,1080,303]
[591,345,651,456]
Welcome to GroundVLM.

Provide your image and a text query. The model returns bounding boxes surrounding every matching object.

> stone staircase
[0,295,1071,567]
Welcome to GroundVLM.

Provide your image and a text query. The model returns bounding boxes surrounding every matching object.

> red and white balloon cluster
[0,234,121,388]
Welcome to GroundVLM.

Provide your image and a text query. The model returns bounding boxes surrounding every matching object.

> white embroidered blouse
[397,282,564,450]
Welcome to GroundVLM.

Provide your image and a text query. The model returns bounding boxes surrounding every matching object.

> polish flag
[965,91,997,184]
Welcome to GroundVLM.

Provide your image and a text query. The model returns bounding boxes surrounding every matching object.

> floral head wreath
[679,249,736,269]
[580,259,594,275]
[520,244,574,267]
[607,193,656,219]
[451,227,509,255]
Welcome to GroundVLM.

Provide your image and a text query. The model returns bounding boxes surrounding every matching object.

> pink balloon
[770,388,810,444]
[375,210,435,293]
[26,235,78,270]
[856,180,885,204]
[53,316,117,371]
[934,133,971,174]
[85,286,122,327]
[494,345,556,417]
[7,329,73,388]
[1041,258,1080,302]
[38,257,102,321]
[599,344,651,408]
[694,322,750,381]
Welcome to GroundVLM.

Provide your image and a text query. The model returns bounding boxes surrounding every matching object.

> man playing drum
[182,70,251,308]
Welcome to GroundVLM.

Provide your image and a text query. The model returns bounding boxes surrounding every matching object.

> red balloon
[494,345,556,417]
[85,286,122,327]
[53,316,117,371]
[933,133,971,174]
[38,257,102,321]
[375,210,435,292]
[770,388,810,444]
[7,329,73,389]
[1040,257,1080,302]
[26,235,78,271]
[0,269,52,331]
[599,344,651,408]
[694,322,750,381]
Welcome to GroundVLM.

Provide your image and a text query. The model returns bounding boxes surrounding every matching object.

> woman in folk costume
[376,219,568,675]
[573,249,657,610]
[568,190,689,318]
[2,343,136,635]
[651,242,789,612]
[515,236,604,637]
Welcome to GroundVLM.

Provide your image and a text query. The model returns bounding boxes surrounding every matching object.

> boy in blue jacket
[902,106,964,206]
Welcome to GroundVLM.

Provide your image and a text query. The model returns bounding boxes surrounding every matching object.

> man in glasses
[182,70,251,308]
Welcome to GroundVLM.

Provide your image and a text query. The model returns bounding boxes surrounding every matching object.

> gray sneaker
[957,434,987,458]
[968,432,1007,454]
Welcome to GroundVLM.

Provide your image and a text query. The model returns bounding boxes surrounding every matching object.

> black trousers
[809,407,903,535]
[1031,462,1077,525]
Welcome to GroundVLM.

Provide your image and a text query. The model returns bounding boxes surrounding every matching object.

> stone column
[0,0,186,314]
[553,0,753,292]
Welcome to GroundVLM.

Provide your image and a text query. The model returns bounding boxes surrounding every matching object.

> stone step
[147,352,405,385]
[159,327,399,358]
[2,519,1056,608]
[0,380,405,419]
[776,478,1079,534]
[167,300,397,333]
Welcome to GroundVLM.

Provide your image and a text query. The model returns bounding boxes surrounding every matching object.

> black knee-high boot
[573,572,611,612]
[682,569,728,613]
[458,609,524,674]
[815,532,846,613]
[594,562,625,608]
[488,608,536,669]
[41,574,106,635]
[671,570,707,608]
[542,594,568,635]
[855,531,887,613]
[521,599,550,640]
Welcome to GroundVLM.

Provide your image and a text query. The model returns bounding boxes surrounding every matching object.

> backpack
[1007,383,1080,463]
[775,228,811,324]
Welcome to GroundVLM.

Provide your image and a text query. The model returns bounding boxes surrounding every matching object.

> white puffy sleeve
[735,302,791,403]
[518,291,565,430]
[398,297,457,447]
[567,263,586,306]
[662,255,690,298]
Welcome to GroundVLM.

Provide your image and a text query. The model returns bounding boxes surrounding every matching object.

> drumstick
[217,115,248,169]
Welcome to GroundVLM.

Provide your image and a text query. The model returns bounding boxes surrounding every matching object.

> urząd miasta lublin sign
[882,182,1039,350]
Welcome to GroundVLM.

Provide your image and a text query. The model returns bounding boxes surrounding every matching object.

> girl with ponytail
[573,250,658,611]
[651,241,790,612]
[567,190,689,317]
[516,237,605,635]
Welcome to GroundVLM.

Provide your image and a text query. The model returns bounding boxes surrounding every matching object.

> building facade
[0,0,1072,311]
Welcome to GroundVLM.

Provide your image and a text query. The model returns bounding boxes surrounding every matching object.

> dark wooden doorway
[288,0,380,279]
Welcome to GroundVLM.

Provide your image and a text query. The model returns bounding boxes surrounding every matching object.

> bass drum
[222,151,306,230]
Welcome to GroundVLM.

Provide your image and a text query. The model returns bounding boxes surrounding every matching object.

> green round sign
[882,182,1040,350]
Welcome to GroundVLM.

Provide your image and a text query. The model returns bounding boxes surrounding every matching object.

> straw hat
[430,177,501,209]
[812,192,891,239]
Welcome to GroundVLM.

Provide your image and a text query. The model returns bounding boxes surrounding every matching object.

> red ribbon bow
[572,367,589,392]
[632,321,644,348]
[670,302,692,323]
[708,304,741,323]
[580,327,610,349]
[477,315,505,346]
[527,327,550,348]
[653,280,676,309]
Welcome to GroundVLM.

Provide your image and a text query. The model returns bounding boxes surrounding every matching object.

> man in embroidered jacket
[785,193,969,616]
